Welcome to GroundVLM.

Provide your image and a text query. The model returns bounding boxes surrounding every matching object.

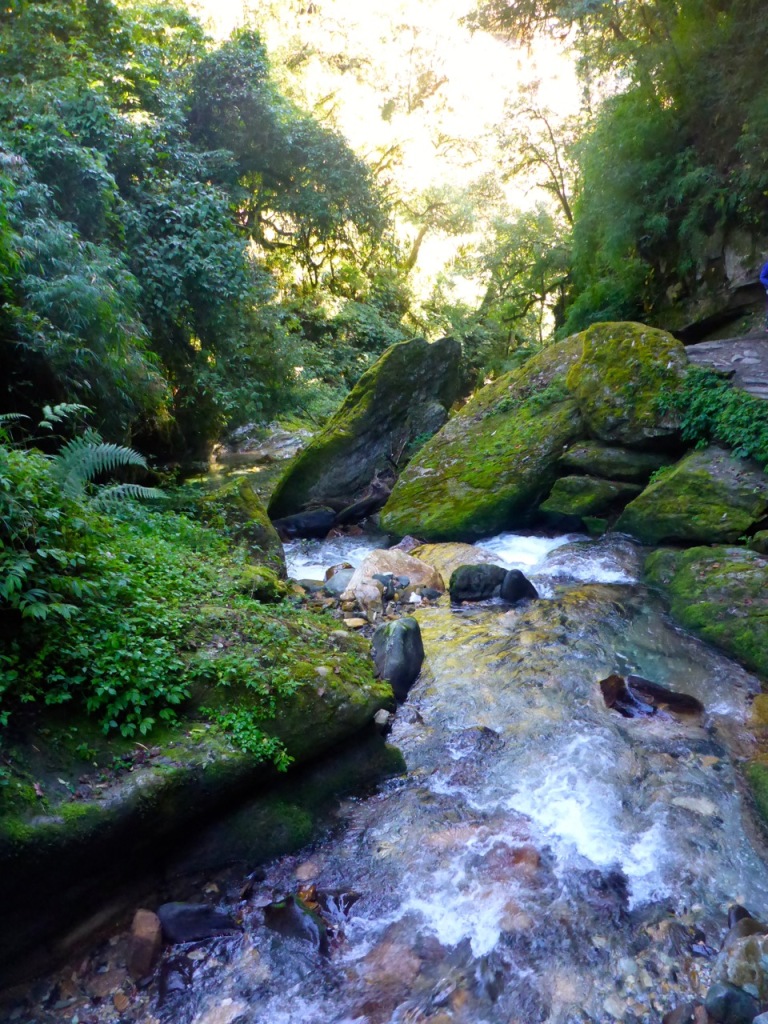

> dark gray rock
[268,336,463,519]
[272,507,337,540]
[449,564,507,602]
[263,895,328,954]
[156,902,239,944]
[499,569,539,604]
[372,617,424,702]
[704,982,759,1024]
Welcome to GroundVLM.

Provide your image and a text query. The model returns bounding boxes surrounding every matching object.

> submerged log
[599,673,704,719]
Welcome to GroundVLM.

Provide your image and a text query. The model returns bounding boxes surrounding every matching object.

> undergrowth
[0,435,334,769]
[656,366,768,466]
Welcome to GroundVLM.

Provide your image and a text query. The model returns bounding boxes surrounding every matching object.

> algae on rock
[645,545,768,677]
[268,337,462,519]
[566,322,688,447]
[540,475,643,519]
[200,477,286,576]
[380,337,585,541]
[618,446,768,545]
[559,441,674,483]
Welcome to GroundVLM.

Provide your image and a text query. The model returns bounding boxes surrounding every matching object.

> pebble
[343,618,368,628]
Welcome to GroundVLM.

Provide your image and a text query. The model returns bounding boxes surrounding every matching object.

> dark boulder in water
[157,902,239,943]
[499,569,539,604]
[372,616,424,702]
[263,894,328,954]
[704,981,759,1024]
[272,507,337,540]
[449,563,507,602]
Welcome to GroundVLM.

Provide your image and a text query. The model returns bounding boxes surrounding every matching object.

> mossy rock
[268,337,462,519]
[380,337,585,541]
[645,545,768,677]
[566,322,687,447]
[539,475,643,519]
[559,441,675,482]
[0,610,393,984]
[617,446,768,545]
[746,762,768,829]
[200,477,286,576]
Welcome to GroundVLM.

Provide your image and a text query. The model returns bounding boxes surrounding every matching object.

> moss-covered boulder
[645,545,768,676]
[540,475,643,519]
[559,441,675,482]
[200,478,286,576]
[566,322,687,447]
[268,337,462,519]
[380,338,585,541]
[617,446,768,545]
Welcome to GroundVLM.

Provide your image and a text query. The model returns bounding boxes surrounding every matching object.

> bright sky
[194,0,579,298]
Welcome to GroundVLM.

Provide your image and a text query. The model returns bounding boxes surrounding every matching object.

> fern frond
[0,413,30,425]
[39,403,91,427]
[93,484,166,507]
[53,433,148,497]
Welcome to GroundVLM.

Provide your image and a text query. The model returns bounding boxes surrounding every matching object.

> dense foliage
[0,0,407,459]
[469,0,768,333]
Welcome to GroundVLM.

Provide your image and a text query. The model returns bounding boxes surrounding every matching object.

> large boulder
[566,322,688,447]
[268,337,462,519]
[559,441,674,482]
[200,478,286,576]
[645,546,768,676]
[539,475,643,519]
[340,549,444,619]
[617,447,768,545]
[380,337,585,541]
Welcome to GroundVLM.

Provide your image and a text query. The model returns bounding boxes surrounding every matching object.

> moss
[539,475,642,518]
[237,565,290,603]
[268,336,462,518]
[618,446,768,545]
[746,762,768,828]
[645,546,768,676]
[566,322,687,447]
[381,336,586,541]
[559,441,674,482]
[199,477,286,576]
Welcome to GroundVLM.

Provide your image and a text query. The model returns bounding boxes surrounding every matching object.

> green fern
[93,483,166,506]
[52,429,149,498]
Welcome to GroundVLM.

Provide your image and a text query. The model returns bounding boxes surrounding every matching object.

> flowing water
[144,532,768,1024]
[21,534,768,1024]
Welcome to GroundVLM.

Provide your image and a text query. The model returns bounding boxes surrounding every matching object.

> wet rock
[271,507,337,540]
[713,920,768,1001]
[499,569,539,604]
[662,1000,703,1024]
[704,981,759,1024]
[599,674,703,718]
[411,542,503,581]
[341,548,444,614]
[449,563,507,602]
[86,965,128,999]
[263,895,328,954]
[157,903,239,944]
[645,546,768,678]
[127,908,162,979]
[373,708,394,733]
[372,617,424,702]
[158,953,194,1003]
[728,905,758,930]
[322,568,354,598]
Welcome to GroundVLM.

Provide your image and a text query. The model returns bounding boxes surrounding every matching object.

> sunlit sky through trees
[195,0,579,298]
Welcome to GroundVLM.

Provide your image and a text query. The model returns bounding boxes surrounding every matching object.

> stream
[152,533,766,1024]
[14,532,768,1024]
